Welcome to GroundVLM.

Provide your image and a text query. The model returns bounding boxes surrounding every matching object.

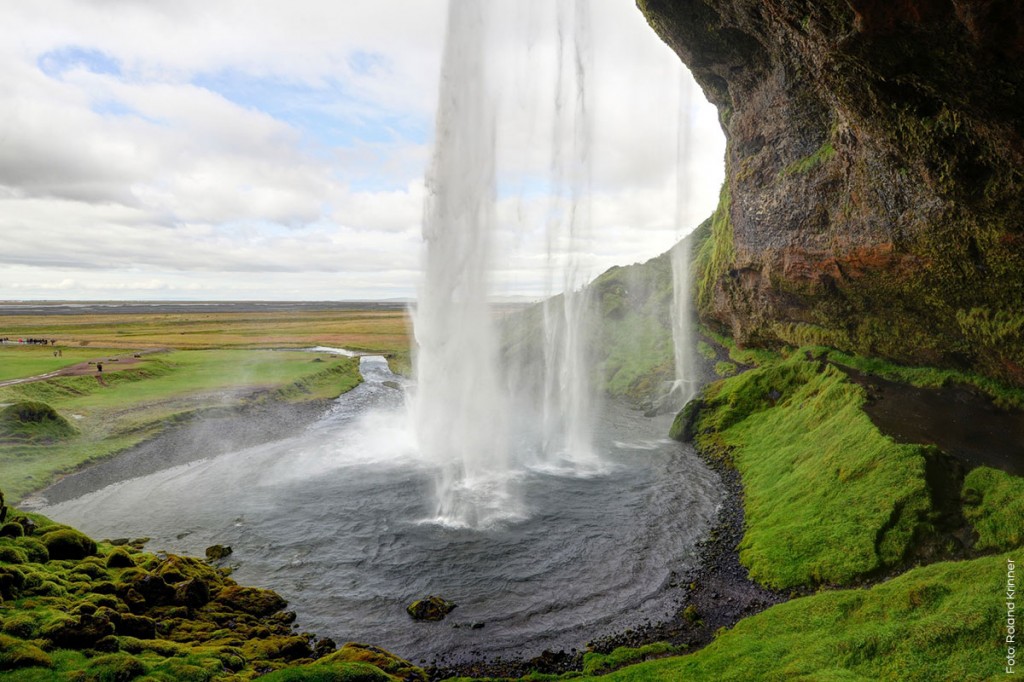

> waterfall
[412,0,602,527]
[540,0,599,467]
[412,0,514,528]
[670,71,697,404]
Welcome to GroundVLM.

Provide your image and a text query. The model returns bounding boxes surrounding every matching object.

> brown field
[0,308,412,353]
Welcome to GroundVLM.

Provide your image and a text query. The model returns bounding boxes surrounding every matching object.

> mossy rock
[669,398,704,442]
[106,547,136,568]
[0,401,77,443]
[405,595,456,621]
[1,615,38,639]
[215,585,287,617]
[41,610,116,649]
[42,528,98,560]
[13,536,48,562]
[261,661,397,681]
[205,544,232,561]
[0,522,24,538]
[0,566,26,598]
[81,652,146,681]
[117,613,157,640]
[0,633,52,671]
[0,545,27,564]
[319,643,426,682]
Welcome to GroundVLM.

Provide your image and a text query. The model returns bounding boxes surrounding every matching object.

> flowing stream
[39,356,723,662]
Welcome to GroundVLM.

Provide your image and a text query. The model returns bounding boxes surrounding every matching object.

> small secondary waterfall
[670,71,697,404]
[413,0,601,526]
[412,0,513,528]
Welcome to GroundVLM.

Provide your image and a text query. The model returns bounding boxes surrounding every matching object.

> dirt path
[0,349,169,389]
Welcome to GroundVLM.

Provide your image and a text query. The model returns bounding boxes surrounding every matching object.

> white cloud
[0,0,724,301]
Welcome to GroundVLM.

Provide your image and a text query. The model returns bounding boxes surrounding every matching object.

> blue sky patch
[193,69,429,150]
[38,46,122,78]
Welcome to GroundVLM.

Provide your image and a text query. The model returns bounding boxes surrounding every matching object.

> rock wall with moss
[639,0,1024,385]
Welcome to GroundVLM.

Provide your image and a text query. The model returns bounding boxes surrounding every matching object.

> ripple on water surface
[40,357,723,662]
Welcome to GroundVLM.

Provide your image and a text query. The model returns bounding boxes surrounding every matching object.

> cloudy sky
[0,0,725,301]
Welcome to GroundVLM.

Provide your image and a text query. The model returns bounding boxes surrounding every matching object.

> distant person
[97,363,103,373]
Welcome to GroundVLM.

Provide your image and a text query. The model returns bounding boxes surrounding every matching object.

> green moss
[581,643,684,676]
[593,554,1003,681]
[701,326,781,367]
[41,529,97,561]
[713,361,737,377]
[318,643,425,682]
[0,522,25,538]
[693,184,735,316]
[0,402,76,444]
[81,653,146,681]
[962,467,1024,551]
[780,141,835,176]
[697,341,717,360]
[695,356,932,588]
[260,662,396,681]
[0,633,52,671]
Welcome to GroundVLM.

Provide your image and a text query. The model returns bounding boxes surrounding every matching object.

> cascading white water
[539,0,599,467]
[412,0,514,528]
[413,0,603,526]
[670,71,697,404]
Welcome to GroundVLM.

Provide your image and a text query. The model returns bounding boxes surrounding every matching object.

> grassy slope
[0,351,361,503]
[589,252,675,403]
[593,553,1004,682]
[696,355,932,588]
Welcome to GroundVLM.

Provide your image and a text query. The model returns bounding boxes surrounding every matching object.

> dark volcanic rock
[638,0,1024,385]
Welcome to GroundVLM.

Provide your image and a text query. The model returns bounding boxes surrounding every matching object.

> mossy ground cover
[579,552,1005,681]
[0,351,361,503]
[0,507,423,682]
[693,355,933,588]
[962,467,1024,552]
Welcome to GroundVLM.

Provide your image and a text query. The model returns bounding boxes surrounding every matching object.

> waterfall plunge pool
[39,356,724,662]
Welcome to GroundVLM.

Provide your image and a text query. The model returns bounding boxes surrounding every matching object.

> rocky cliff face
[638,0,1024,385]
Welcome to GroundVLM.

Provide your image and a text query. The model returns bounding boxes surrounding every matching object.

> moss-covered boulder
[105,547,135,568]
[319,643,427,682]
[82,652,146,681]
[0,633,52,671]
[0,522,24,538]
[405,595,456,621]
[41,528,97,560]
[0,401,77,443]
[215,584,287,617]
